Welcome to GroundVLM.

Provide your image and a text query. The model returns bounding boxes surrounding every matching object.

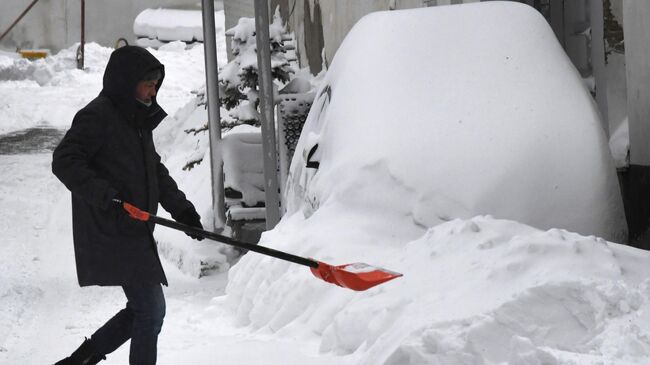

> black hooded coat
[52,46,195,286]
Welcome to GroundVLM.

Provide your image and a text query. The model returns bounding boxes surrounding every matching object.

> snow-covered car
[285,4,626,242]
[225,3,643,364]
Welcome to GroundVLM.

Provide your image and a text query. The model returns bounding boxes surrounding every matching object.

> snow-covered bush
[219,9,293,126]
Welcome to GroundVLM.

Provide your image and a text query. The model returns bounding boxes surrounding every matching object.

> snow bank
[228,212,650,364]
[0,40,212,135]
[0,43,111,134]
[224,2,638,363]
[0,49,20,68]
[0,43,109,86]
[0,40,210,133]
[134,8,225,43]
[374,218,650,364]
[0,36,211,117]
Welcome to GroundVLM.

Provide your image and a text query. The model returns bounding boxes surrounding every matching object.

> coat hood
[100,46,167,129]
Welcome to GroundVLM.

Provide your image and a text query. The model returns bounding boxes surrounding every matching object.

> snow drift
[224,2,641,364]
[0,43,112,135]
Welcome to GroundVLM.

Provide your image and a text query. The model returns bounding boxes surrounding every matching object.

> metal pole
[0,0,41,43]
[254,0,282,229]
[589,0,609,135]
[201,0,227,229]
[78,0,85,70]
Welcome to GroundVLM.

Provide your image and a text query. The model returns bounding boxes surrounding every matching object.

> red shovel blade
[123,201,150,221]
[310,262,403,291]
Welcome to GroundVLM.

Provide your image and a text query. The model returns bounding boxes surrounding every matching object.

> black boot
[54,338,106,365]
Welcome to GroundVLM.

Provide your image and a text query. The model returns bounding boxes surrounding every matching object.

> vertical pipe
[590,0,609,134]
[78,0,85,70]
[254,0,282,229]
[201,0,227,229]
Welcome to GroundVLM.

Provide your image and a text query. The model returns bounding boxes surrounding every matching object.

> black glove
[175,208,204,241]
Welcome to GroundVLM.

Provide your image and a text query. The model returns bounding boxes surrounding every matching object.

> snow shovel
[118,200,403,291]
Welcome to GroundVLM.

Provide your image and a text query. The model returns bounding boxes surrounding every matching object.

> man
[52,45,203,365]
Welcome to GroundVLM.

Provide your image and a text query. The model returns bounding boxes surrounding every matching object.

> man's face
[135,79,158,103]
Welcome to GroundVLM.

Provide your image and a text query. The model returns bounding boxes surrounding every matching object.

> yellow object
[19,50,48,59]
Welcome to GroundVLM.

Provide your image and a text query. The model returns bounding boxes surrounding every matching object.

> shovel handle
[120,201,319,269]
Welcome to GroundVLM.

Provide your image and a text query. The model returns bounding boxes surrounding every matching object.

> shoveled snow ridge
[226,213,650,364]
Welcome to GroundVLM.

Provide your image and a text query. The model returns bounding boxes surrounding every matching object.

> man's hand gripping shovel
[117,200,403,291]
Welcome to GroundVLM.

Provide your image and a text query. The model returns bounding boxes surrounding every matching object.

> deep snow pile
[228,213,650,364]
[0,43,112,134]
[0,41,210,135]
[0,43,110,86]
[224,2,642,364]
[0,50,19,67]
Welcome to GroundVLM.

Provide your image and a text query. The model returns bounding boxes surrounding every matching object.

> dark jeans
[90,284,166,365]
